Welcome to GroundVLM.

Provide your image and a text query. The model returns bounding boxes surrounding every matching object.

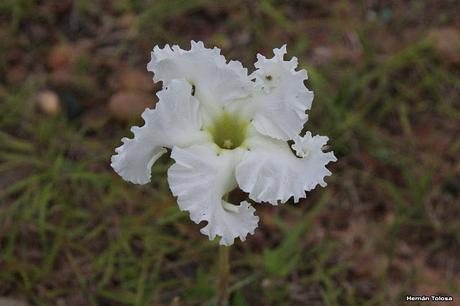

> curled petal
[111,79,208,184]
[236,131,336,204]
[111,138,167,185]
[147,41,252,122]
[250,45,313,140]
[168,144,259,245]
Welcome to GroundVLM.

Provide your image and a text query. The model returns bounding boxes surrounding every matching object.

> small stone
[169,296,180,306]
[120,69,154,92]
[109,91,154,123]
[428,27,460,64]
[109,68,156,93]
[261,278,271,288]
[36,90,61,116]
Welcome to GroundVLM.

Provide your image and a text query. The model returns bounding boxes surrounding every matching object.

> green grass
[1,1,459,305]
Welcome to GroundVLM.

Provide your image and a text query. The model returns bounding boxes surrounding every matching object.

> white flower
[111,41,336,245]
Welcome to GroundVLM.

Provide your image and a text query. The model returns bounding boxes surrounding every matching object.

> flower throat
[208,112,248,150]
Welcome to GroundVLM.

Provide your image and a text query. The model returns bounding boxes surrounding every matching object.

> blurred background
[0,1,459,305]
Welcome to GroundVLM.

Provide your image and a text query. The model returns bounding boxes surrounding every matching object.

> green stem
[216,245,230,306]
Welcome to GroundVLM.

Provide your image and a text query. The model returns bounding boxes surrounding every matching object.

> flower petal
[236,131,336,204]
[111,79,208,184]
[147,41,252,122]
[168,144,259,245]
[250,45,313,140]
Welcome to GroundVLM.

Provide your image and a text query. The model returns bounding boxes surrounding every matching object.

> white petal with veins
[236,131,336,204]
[147,41,252,123]
[249,45,313,140]
[168,144,259,245]
[111,79,208,184]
